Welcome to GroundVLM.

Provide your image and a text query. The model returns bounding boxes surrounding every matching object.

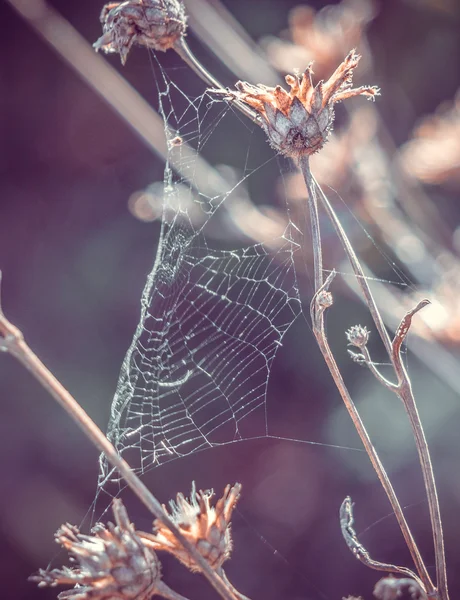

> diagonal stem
[0,278,238,600]
[173,37,259,125]
[313,172,448,600]
[392,302,448,600]
[298,155,434,595]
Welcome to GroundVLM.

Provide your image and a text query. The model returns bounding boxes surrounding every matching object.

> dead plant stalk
[300,155,448,600]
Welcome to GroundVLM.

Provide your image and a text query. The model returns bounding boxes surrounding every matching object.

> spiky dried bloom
[346,324,370,348]
[30,499,161,600]
[142,483,241,573]
[220,50,378,159]
[94,0,187,65]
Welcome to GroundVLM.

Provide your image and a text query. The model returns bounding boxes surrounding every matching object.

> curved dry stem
[392,301,448,600]
[299,160,434,595]
[340,496,424,586]
[310,170,447,600]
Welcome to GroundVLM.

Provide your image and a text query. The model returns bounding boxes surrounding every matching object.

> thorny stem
[173,37,259,125]
[0,278,237,600]
[312,172,448,600]
[298,156,435,595]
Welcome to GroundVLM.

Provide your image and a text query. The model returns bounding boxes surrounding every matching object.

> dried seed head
[221,50,379,159]
[374,576,427,600]
[146,482,241,572]
[317,289,333,309]
[94,0,187,65]
[30,499,161,600]
[346,325,370,348]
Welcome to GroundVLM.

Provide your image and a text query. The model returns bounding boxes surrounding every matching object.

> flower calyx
[30,499,161,600]
[94,0,187,65]
[141,482,241,573]
[220,50,379,159]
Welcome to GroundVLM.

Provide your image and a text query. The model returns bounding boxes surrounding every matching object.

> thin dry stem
[299,156,435,596]
[173,37,259,125]
[312,173,448,600]
[0,275,238,600]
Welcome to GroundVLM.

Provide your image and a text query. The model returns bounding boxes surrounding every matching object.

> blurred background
[1,0,460,599]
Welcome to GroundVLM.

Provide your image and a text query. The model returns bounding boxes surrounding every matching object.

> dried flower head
[346,324,370,348]
[219,50,378,159]
[30,499,161,600]
[94,0,187,65]
[374,576,428,600]
[143,482,241,572]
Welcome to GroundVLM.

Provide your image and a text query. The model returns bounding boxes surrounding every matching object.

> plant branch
[173,37,259,125]
[360,346,398,390]
[392,301,448,600]
[314,167,448,600]
[0,275,238,600]
[299,157,434,595]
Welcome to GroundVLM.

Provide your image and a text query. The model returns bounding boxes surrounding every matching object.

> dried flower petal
[215,50,379,159]
[94,0,187,64]
[30,499,161,600]
[141,482,241,573]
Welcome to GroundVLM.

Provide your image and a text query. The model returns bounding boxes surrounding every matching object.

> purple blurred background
[1,0,460,599]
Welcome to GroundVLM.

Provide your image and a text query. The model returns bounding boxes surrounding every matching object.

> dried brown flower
[219,50,378,159]
[30,499,161,600]
[94,0,187,64]
[141,482,241,573]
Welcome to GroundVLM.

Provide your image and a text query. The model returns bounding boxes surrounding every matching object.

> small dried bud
[374,577,427,600]
[317,289,333,308]
[144,482,241,572]
[30,499,161,600]
[219,50,379,158]
[94,0,187,65]
[346,325,370,348]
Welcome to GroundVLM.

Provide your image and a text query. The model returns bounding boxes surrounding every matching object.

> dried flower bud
[346,324,370,348]
[30,499,161,600]
[143,482,241,572]
[219,50,379,158]
[94,0,187,65]
[317,289,333,309]
[374,576,427,600]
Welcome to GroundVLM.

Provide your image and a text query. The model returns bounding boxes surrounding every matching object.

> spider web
[97,61,307,493]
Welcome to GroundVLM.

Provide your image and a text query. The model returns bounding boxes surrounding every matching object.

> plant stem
[299,155,435,595]
[0,286,238,600]
[312,172,448,600]
[173,37,259,125]
[392,302,448,600]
